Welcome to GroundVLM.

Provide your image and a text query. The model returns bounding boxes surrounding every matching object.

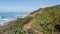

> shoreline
[0,15,28,26]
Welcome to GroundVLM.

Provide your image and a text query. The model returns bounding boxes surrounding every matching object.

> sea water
[0,12,30,25]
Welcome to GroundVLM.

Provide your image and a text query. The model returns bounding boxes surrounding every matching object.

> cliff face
[0,5,60,34]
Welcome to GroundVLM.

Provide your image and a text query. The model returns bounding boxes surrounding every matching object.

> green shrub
[33,6,60,34]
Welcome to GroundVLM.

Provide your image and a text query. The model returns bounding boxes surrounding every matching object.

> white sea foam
[0,15,26,25]
[0,17,2,19]
[0,12,30,25]
[0,18,16,25]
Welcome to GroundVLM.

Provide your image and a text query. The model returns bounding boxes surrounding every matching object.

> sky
[0,0,60,12]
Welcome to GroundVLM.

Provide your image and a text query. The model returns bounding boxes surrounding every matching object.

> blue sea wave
[0,12,30,25]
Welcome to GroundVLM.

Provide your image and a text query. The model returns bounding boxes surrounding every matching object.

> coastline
[0,12,31,26]
[0,14,30,26]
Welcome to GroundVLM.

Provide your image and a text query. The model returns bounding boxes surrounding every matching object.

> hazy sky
[0,0,60,12]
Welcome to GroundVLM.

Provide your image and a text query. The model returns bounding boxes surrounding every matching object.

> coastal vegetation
[32,6,60,34]
[0,5,60,34]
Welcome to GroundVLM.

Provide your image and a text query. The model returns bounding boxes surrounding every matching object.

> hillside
[0,5,60,34]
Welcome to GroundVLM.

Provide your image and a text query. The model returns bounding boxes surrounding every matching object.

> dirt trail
[33,28,43,34]
[24,9,44,34]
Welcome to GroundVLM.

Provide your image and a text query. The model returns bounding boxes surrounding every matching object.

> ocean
[0,12,30,25]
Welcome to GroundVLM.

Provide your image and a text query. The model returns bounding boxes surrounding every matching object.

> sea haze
[0,12,30,25]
